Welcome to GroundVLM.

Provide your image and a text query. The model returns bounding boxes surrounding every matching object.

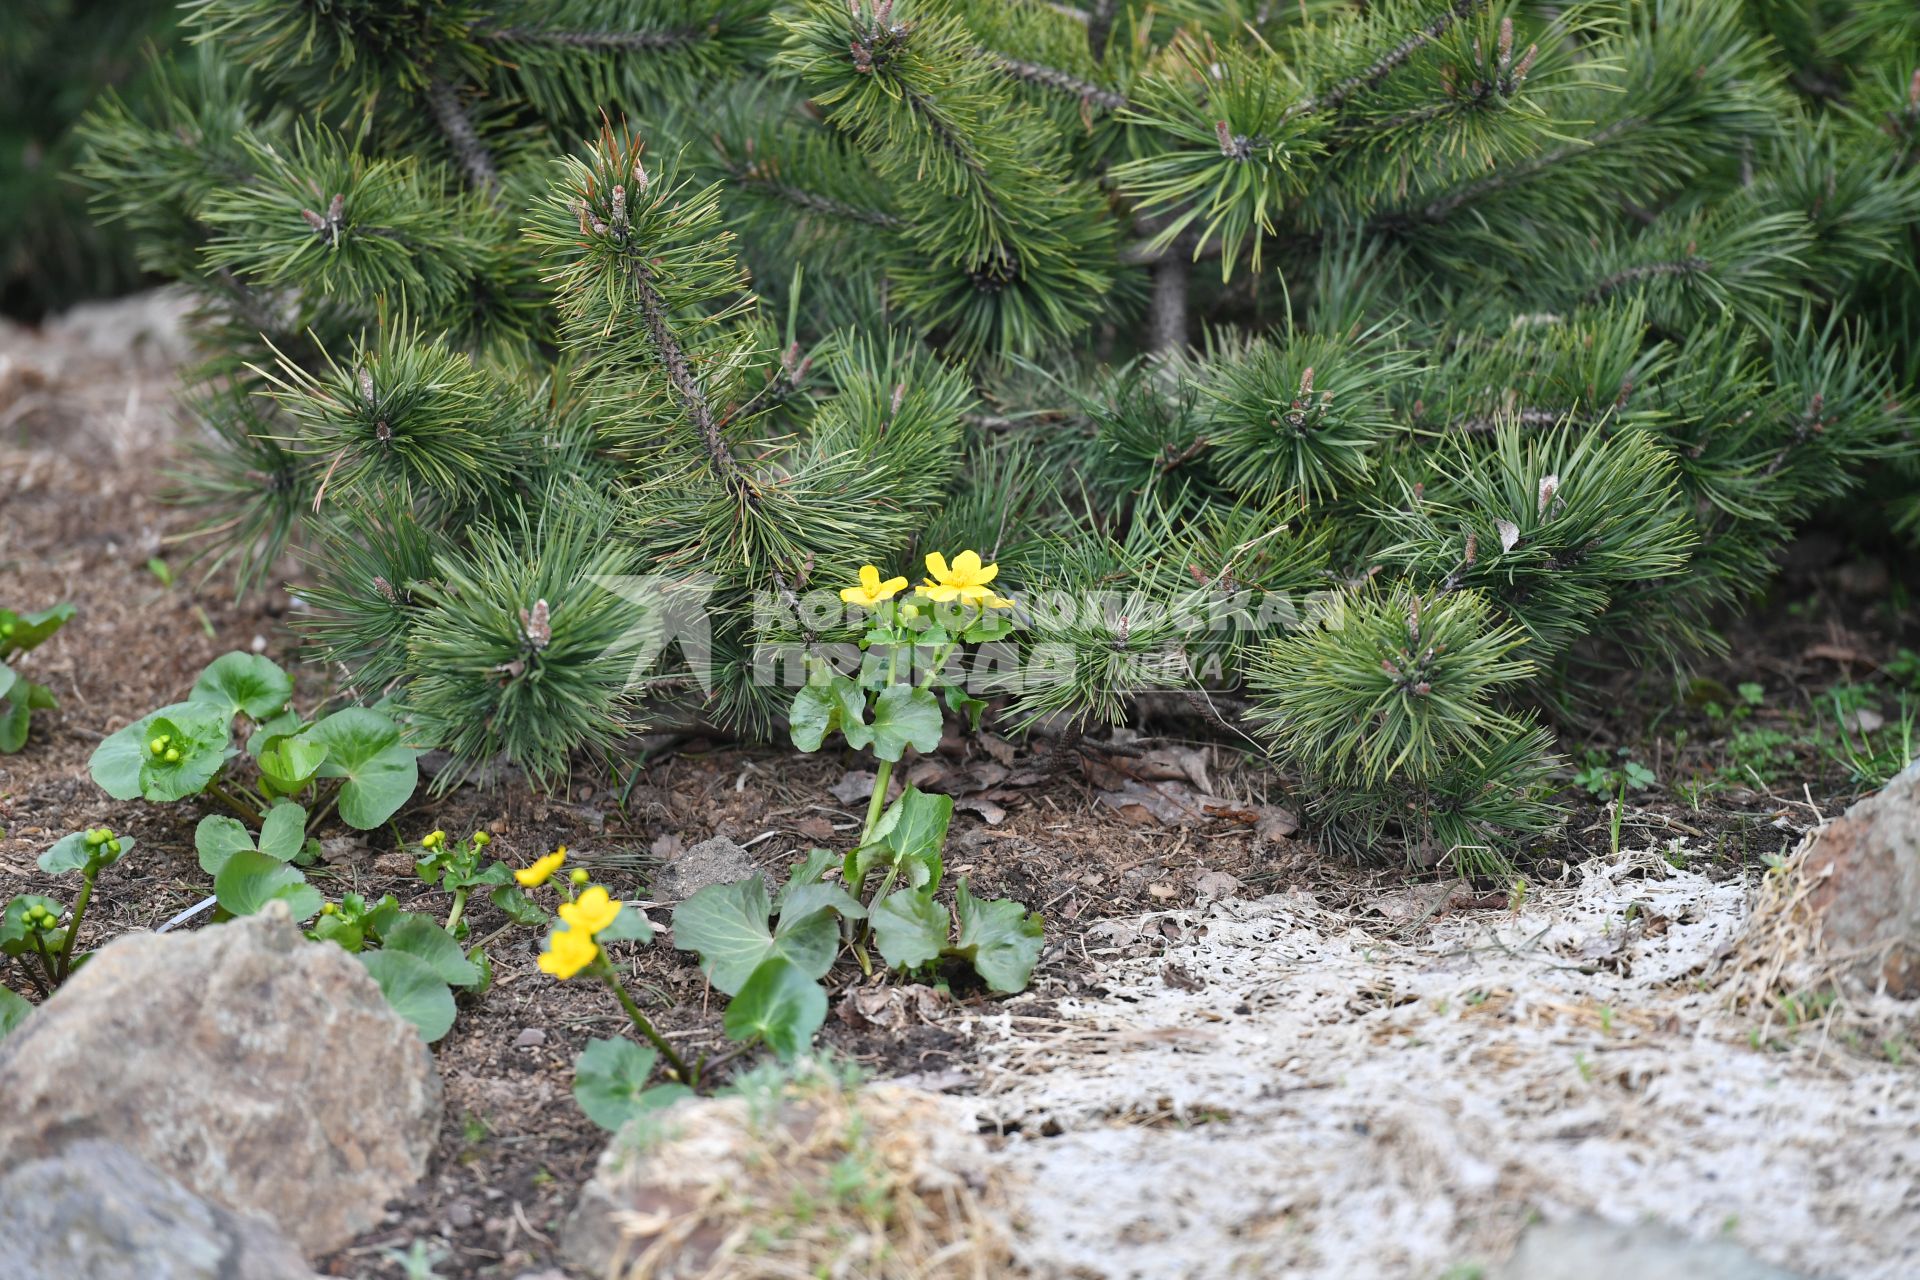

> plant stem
[859,759,895,848]
[54,864,98,981]
[445,887,469,936]
[593,955,695,1085]
[205,777,261,823]
[305,782,341,833]
[28,929,61,989]
[11,954,49,999]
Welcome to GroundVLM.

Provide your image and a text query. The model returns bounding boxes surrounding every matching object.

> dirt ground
[3,294,1916,1279]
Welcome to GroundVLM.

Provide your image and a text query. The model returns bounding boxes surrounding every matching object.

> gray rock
[1799,756,1920,996]
[0,1140,315,1279]
[650,835,756,902]
[0,903,441,1255]
[1494,1217,1808,1280]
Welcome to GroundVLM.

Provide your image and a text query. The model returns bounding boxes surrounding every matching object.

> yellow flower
[514,847,567,887]
[558,884,621,935]
[840,564,909,608]
[916,550,1012,609]
[536,926,598,979]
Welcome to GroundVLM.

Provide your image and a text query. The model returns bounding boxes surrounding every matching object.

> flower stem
[859,758,894,848]
[54,864,98,981]
[29,929,61,989]
[593,955,695,1086]
[445,887,469,936]
[205,777,262,823]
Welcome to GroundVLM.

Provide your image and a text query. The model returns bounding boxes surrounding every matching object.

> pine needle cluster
[76,0,1920,863]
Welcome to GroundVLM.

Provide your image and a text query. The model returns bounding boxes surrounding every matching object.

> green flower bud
[149,738,164,756]
[107,839,123,856]
[86,829,107,846]
[164,748,181,764]
[569,868,590,886]
[472,831,490,848]
[320,902,338,916]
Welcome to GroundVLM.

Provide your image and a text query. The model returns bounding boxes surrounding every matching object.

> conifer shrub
[77,0,1920,868]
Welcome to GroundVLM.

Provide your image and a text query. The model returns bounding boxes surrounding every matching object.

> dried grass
[576,1071,1014,1280]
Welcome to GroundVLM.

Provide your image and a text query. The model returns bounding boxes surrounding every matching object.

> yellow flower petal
[558,884,621,935]
[840,585,873,605]
[514,848,567,887]
[536,926,598,979]
[859,565,881,591]
[879,575,908,598]
[952,550,983,578]
[973,561,998,585]
[925,551,950,583]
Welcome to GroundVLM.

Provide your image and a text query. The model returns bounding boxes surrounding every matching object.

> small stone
[250,634,268,654]
[0,905,440,1255]
[512,1027,547,1048]
[446,1201,476,1230]
[0,1140,315,1280]
[1195,870,1243,900]
[650,835,756,903]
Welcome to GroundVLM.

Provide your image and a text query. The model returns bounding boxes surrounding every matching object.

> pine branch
[1149,251,1190,353]
[721,164,903,228]
[987,52,1127,112]
[627,257,746,491]
[1300,0,1487,117]
[426,76,499,195]
[1582,256,1710,303]
[477,26,706,51]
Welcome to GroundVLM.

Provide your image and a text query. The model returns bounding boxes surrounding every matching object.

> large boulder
[0,903,441,1255]
[1798,757,1920,997]
[565,1075,1009,1277]
[0,1140,315,1280]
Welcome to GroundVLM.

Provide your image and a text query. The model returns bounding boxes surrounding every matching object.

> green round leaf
[190,652,293,723]
[89,702,199,800]
[488,884,549,926]
[359,949,457,1043]
[195,814,256,876]
[0,663,15,705]
[257,802,308,862]
[671,876,840,997]
[865,684,943,762]
[308,707,420,830]
[213,849,323,921]
[136,709,234,803]
[0,603,74,655]
[953,879,1044,994]
[258,733,328,792]
[2,895,63,957]
[0,985,33,1039]
[871,888,950,971]
[789,676,867,753]
[39,831,134,876]
[595,902,656,944]
[573,1036,690,1131]
[382,914,483,986]
[722,956,828,1060]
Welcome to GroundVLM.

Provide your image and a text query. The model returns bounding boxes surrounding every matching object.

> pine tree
[77,0,1920,867]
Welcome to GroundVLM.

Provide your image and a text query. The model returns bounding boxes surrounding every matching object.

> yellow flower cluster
[529,863,627,980]
[839,550,1013,610]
